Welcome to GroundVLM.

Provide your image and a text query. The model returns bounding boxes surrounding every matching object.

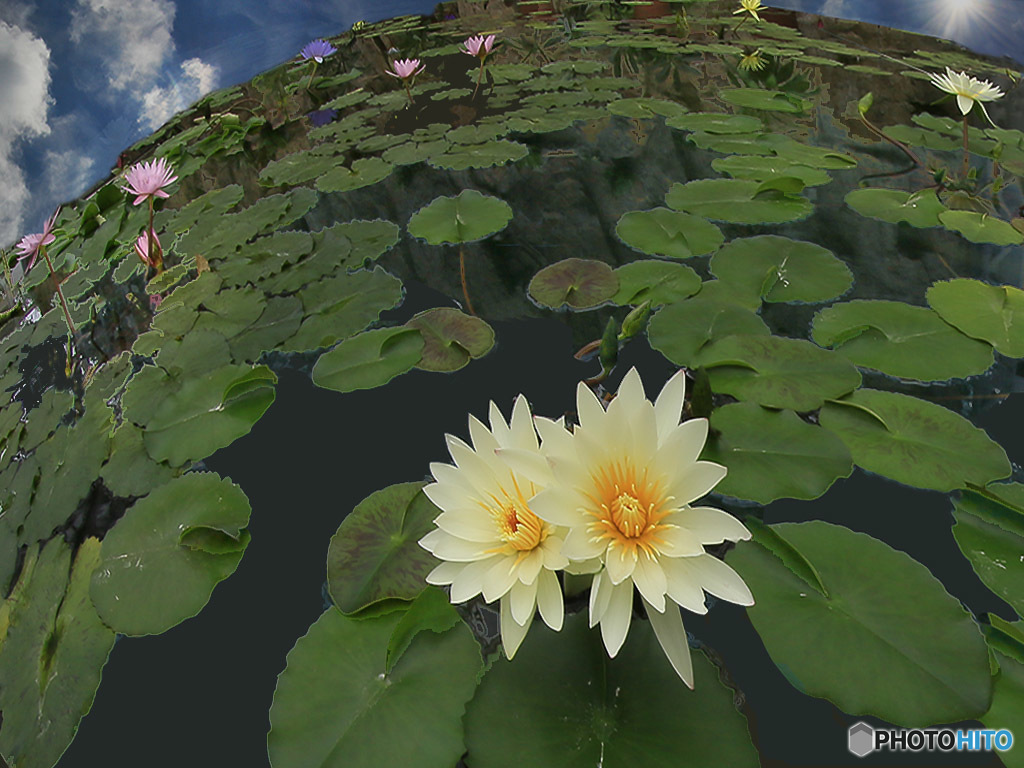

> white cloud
[42,149,96,201]
[0,20,52,246]
[70,0,176,92]
[138,57,218,130]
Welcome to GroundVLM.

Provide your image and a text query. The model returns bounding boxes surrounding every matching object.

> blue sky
[1,0,1021,249]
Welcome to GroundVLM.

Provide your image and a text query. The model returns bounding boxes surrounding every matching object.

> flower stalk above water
[16,208,76,335]
[461,34,496,97]
[929,67,1004,177]
[299,39,337,88]
[731,0,764,32]
[385,58,426,104]
[123,157,176,274]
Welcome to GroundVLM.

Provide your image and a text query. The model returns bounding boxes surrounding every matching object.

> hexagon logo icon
[848,722,875,757]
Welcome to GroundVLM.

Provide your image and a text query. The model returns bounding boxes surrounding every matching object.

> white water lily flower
[506,368,753,687]
[929,67,1004,120]
[418,395,568,659]
[733,0,765,21]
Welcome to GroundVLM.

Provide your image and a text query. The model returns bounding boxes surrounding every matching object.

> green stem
[404,81,413,105]
[962,114,970,178]
[473,63,485,99]
[40,245,76,335]
[306,61,318,90]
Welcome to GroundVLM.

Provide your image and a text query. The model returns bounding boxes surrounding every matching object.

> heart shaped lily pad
[528,258,618,310]
[405,308,495,372]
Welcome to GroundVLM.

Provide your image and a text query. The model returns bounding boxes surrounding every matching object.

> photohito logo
[848,722,1014,757]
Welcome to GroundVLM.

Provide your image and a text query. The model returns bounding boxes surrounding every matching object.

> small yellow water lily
[418,396,569,659]
[739,49,767,72]
[929,66,1004,121]
[503,369,754,687]
[733,0,765,22]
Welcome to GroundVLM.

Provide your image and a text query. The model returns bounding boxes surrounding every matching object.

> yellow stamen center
[497,498,545,551]
[586,459,673,559]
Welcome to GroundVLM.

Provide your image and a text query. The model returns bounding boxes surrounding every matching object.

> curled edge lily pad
[951,486,1024,618]
[528,258,618,310]
[612,260,701,307]
[648,297,770,367]
[927,278,1024,358]
[407,190,514,245]
[312,327,424,393]
[939,210,1024,246]
[326,482,440,615]
[90,472,252,635]
[666,178,813,224]
[405,308,495,372]
[844,188,946,228]
[614,208,724,259]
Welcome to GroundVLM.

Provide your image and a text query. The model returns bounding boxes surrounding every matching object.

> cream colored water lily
[733,0,765,22]
[418,395,568,659]
[929,67,1004,120]
[506,368,753,687]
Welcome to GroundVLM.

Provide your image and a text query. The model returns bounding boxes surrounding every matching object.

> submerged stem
[459,245,476,316]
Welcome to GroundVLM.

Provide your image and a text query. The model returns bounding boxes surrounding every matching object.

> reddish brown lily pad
[528,258,618,310]
[405,307,494,372]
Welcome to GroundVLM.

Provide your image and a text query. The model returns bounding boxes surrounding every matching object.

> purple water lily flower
[123,158,177,205]
[300,39,337,63]
[15,208,60,272]
[386,58,426,80]
[307,108,338,127]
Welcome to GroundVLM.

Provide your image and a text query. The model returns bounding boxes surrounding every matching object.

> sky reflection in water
[0,0,1021,249]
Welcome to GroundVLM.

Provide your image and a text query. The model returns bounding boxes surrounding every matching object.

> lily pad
[939,210,1024,246]
[90,472,251,635]
[844,188,946,228]
[926,279,1024,358]
[316,157,394,193]
[981,621,1024,765]
[407,190,514,245]
[811,300,994,381]
[727,521,992,727]
[268,605,481,768]
[405,308,495,372]
[612,260,701,306]
[229,296,305,363]
[951,486,1024,618]
[709,235,853,304]
[712,155,833,186]
[819,388,1011,492]
[0,538,115,768]
[327,482,440,615]
[720,88,811,113]
[665,112,763,134]
[703,402,853,504]
[648,298,770,367]
[614,208,724,259]
[465,611,759,768]
[528,258,618,310]
[666,178,813,224]
[605,97,687,119]
[312,327,424,393]
[427,140,529,171]
[696,335,861,411]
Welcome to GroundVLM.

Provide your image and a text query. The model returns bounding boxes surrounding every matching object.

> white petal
[468,413,499,455]
[508,394,539,451]
[481,557,519,602]
[500,595,532,659]
[661,557,709,614]
[677,506,751,544]
[566,557,603,576]
[509,579,538,625]
[604,543,638,585]
[450,557,498,602]
[654,369,686,444]
[539,535,570,570]
[535,415,574,455]
[529,488,588,528]
[426,560,465,586]
[517,547,544,586]
[434,509,498,543]
[661,418,709,468]
[447,435,499,491]
[418,528,444,552]
[956,93,974,115]
[430,533,491,562]
[653,522,705,557]
[429,462,477,495]
[535,569,564,631]
[644,599,694,688]
[494,447,551,487]
[687,554,754,606]
[669,461,728,505]
[576,380,607,431]
[589,570,612,626]
[424,481,480,514]
[600,579,634,657]
[488,400,511,443]
[631,553,667,612]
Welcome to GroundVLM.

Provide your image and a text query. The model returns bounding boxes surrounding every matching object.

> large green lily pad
[951,486,1024,618]
[666,178,813,224]
[268,605,481,768]
[327,482,440,615]
[720,88,811,113]
[811,300,994,382]
[464,611,759,768]
[727,521,992,726]
[612,260,701,306]
[614,208,724,259]
[665,112,763,134]
[648,298,770,367]
[90,472,252,635]
[312,328,424,393]
[926,278,1024,358]
[939,210,1024,246]
[844,188,946,228]
[709,235,853,304]
[711,155,833,186]
[819,389,1011,492]
[407,190,514,245]
[702,402,853,503]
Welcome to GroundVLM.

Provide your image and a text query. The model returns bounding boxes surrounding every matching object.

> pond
[1,1,1023,767]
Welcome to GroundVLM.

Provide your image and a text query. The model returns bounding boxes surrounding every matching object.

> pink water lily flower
[461,34,495,60]
[386,58,425,80]
[15,207,60,272]
[135,229,162,268]
[123,157,178,205]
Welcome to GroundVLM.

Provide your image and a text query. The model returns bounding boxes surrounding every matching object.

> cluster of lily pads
[1,0,1024,766]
